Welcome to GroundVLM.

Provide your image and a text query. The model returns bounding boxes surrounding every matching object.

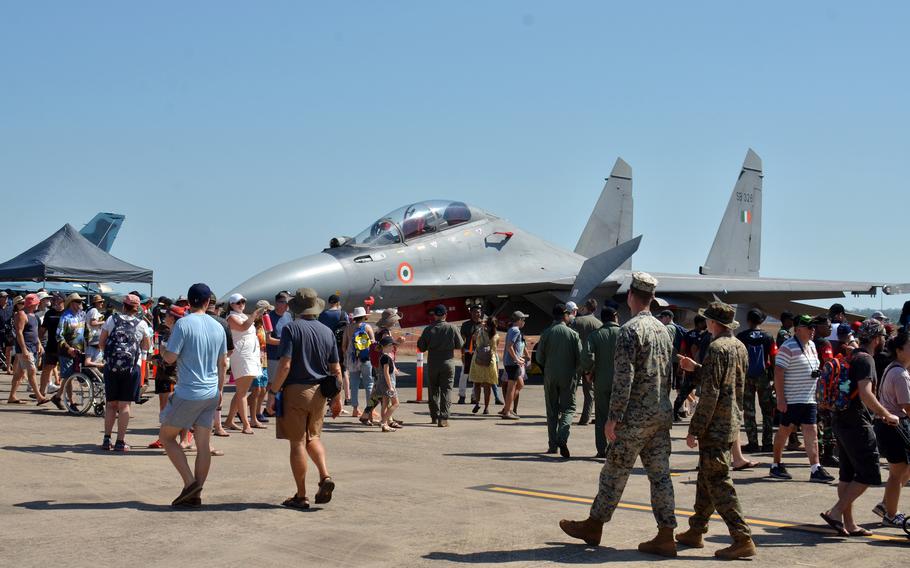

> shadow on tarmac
[3,443,162,456]
[424,542,700,563]
[14,500,284,513]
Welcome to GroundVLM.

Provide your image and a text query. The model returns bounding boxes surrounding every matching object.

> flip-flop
[241,429,254,435]
[733,461,759,471]
[6,399,27,404]
[251,424,267,429]
[848,528,873,537]
[820,512,849,536]
[213,431,230,437]
[210,449,224,457]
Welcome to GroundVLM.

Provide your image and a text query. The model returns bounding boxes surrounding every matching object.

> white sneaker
[46,383,60,394]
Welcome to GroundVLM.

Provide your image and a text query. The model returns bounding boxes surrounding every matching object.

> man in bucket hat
[268,288,343,509]
[676,301,756,559]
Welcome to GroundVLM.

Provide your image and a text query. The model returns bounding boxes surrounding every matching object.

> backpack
[816,354,854,411]
[332,319,347,355]
[104,314,141,374]
[370,328,391,367]
[352,323,372,363]
[745,342,767,378]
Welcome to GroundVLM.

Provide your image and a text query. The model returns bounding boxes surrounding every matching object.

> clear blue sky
[1,1,907,310]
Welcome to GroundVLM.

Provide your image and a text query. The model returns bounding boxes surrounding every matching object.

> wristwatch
[269,387,280,395]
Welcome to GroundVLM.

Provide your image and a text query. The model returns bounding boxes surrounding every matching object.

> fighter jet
[226,150,906,331]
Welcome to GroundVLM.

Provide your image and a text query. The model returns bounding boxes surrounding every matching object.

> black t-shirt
[839,349,876,424]
[279,318,340,385]
[378,353,396,384]
[207,313,234,352]
[41,308,63,353]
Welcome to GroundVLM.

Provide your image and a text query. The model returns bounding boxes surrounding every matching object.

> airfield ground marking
[472,484,908,544]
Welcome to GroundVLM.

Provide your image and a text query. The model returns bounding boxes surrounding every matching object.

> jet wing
[638,273,887,305]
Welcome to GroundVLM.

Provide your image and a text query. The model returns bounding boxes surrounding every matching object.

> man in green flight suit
[677,301,756,560]
[536,303,582,458]
[571,298,602,426]
[559,272,677,557]
[416,304,464,427]
[581,303,621,458]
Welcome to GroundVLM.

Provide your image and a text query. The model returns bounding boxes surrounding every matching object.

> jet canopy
[352,200,487,246]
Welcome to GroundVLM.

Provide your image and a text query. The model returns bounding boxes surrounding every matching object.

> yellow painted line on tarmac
[476,485,908,544]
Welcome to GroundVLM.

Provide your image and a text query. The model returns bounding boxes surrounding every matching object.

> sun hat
[288,288,324,317]
[698,301,739,330]
[352,306,368,319]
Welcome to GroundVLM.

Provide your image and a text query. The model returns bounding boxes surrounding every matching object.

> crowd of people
[2,281,909,554]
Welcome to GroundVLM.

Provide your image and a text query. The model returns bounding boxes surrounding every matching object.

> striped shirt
[775,336,820,404]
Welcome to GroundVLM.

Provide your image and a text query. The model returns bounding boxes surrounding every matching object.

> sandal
[848,528,873,537]
[314,477,335,504]
[251,424,267,429]
[820,511,849,537]
[733,460,759,471]
[282,495,310,510]
[381,424,395,432]
[6,399,26,404]
[241,428,254,435]
[213,431,230,438]
[148,440,164,449]
[114,440,130,452]
[210,449,224,457]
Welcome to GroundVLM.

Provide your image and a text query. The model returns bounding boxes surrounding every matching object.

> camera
[811,370,820,379]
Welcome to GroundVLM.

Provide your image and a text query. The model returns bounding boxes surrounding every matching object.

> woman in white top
[223,293,265,434]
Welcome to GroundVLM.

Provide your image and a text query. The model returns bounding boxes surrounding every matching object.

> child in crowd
[377,335,401,432]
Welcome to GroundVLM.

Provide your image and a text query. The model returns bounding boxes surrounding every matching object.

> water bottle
[263,312,273,333]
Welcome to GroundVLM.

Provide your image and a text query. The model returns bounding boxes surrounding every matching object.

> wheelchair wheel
[903,513,909,538]
[61,373,97,416]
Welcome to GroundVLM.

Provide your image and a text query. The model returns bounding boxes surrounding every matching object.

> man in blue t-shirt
[265,292,294,393]
[160,283,228,509]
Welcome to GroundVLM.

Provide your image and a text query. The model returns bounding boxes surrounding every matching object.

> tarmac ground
[1,362,908,567]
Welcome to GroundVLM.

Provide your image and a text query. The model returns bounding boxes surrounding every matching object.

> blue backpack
[745,342,766,378]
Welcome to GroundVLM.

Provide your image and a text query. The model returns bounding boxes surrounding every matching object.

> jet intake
[397,298,471,328]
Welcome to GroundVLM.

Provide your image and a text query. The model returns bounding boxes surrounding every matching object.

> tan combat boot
[559,517,603,546]
[675,528,705,548]
[714,534,756,560]
[638,527,677,557]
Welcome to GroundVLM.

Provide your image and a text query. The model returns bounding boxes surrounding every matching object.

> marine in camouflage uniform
[676,302,754,559]
[589,275,676,530]
[537,305,583,453]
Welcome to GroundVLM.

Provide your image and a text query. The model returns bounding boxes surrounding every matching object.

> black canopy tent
[0,224,153,291]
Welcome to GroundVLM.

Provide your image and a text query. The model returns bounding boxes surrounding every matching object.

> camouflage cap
[630,271,658,294]
[856,318,886,343]
[698,301,739,330]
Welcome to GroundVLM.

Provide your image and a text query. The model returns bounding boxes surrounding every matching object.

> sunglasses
[236,300,247,304]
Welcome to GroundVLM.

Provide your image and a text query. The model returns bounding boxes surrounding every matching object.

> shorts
[267,359,280,385]
[160,394,219,429]
[85,345,101,362]
[874,420,910,464]
[833,420,882,485]
[276,383,325,443]
[504,364,522,381]
[780,403,817,427]
[104,367,142,403]
[154,373,176,394]
[59,355,76,379]
[252,368,269,389]
[16,351,37,372]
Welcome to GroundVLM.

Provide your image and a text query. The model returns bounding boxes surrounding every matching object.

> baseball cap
[795,314,815,328]
[24,294,40,309]
[511,310,529,321]
[227,293,245,305]
[836,324,853,337]
[328,294,340,304]
[468,304,483,312]
[0,291,7,297]
[36,291,51,300]
[167,305,187,319]
[123,294,141,307]
[275,291,290,303]
[430,304,447,317]
[187,283,213,307]
[565,301,578,312]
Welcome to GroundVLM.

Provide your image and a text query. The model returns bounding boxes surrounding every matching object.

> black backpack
[105,314,141,374]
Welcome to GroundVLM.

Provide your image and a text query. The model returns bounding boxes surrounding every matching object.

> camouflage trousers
[688,445,751,537]
[743,374,774,447]
[544,376,577,446]
[590,422,677,528]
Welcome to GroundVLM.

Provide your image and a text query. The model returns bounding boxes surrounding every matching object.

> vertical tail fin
[575,157,633,269]
[79,212,125,252]
[699,149,763,277]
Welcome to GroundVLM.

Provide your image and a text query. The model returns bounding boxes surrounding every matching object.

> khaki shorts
[16,352,37,373]
[276,383,325,443]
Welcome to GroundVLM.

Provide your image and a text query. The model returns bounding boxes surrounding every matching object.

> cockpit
[351,200,488,246]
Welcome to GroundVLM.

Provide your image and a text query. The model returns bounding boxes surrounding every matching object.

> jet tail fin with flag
[575,157,633,268]
[699,149,762,277]
[570,235,642,303]
[80,213,125,252]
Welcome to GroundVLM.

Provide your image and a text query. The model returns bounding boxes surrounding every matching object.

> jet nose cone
[224,253,348,306]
